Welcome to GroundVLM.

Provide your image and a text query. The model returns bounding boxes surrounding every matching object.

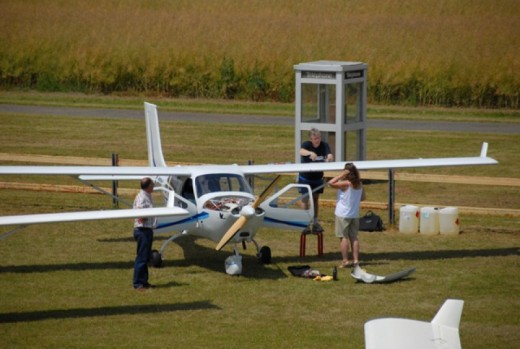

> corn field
[0,0,518,108]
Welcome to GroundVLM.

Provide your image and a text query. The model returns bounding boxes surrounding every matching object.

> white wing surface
[241,153,497,175]
[0,207,188,226]
[0,143,497,178]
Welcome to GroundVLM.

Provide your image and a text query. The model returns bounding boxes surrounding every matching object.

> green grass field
[0,100,518,348]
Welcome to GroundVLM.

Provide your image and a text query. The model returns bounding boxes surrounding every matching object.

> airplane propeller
[215,175,282,251]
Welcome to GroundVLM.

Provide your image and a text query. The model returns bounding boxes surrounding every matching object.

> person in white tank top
[328,163,365,268]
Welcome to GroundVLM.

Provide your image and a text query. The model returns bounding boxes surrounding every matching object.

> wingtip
[480,142,489,157]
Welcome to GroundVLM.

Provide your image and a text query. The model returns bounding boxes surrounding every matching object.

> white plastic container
[439,207,460,235]
[419,207,439,235]
[399,205,419,234]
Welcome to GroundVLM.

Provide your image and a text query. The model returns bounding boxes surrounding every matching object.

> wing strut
[79,178,133,207]
[0,225,28,240]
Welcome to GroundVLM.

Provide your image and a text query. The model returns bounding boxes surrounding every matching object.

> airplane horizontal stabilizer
[364,299,464,349]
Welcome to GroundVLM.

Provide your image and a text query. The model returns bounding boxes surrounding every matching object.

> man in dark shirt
[298,128,333,232]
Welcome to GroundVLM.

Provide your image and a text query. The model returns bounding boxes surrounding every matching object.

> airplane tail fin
[431,299,464,329]
[144,102,167,168]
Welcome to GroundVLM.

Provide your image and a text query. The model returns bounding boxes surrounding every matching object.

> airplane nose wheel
[150,249,163,268]
[257,246,271,264]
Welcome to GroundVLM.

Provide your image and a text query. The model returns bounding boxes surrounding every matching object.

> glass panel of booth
[345,83,362,124]
[301,83,336,124]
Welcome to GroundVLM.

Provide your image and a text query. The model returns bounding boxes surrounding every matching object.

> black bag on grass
[359,211,384,232]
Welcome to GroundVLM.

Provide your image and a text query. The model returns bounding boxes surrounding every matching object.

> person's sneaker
[134,283,155,291]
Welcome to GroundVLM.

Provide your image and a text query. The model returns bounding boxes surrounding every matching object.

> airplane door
[259,184,314,230]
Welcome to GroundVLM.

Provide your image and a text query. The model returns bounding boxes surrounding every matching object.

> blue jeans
[133,227,154,288]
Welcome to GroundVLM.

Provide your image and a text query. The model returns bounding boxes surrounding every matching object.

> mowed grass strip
[0,112,519,348]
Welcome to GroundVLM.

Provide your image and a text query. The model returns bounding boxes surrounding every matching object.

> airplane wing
[0,207,188,227]
[0,143,497,178]
[240,142,497,175]
[0,166,193,177]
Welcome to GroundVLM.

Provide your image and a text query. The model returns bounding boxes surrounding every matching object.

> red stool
[300,231,323,257]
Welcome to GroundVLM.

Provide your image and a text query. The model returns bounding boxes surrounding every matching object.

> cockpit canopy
[170,172,253,203]
[194,173,252,198]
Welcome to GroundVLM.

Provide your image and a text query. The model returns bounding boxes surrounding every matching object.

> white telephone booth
[294,61,368,162]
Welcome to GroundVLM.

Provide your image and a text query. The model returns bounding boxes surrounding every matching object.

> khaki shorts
[335,216,359,239]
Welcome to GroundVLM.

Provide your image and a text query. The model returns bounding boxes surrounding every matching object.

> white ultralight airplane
[0,103,498,274]
[365,299,464,349]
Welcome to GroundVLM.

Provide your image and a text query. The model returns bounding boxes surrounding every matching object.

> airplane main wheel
[150,249,163,268]
[258,246,271,264]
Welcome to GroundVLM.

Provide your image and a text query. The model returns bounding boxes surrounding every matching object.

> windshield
[195,173,252,197]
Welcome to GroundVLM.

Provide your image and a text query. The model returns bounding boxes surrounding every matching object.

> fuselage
[153,167,262,243]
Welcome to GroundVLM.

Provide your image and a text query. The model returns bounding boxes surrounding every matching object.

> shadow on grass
[363,247,519,262]
[0,301,220,324]
[4,238,515,275]
[0,261,133,273]
[274,247,519,264]
[0,235,288,279]
[173,235,288,280]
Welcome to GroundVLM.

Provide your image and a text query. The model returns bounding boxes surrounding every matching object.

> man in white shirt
[133,177,157,290]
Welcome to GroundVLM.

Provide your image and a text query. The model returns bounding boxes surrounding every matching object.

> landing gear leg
[149,230,187,268]
[252,239,271,264]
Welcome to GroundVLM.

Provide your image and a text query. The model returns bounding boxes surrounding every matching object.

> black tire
[150,249,163,268]
[258,246,271,264]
